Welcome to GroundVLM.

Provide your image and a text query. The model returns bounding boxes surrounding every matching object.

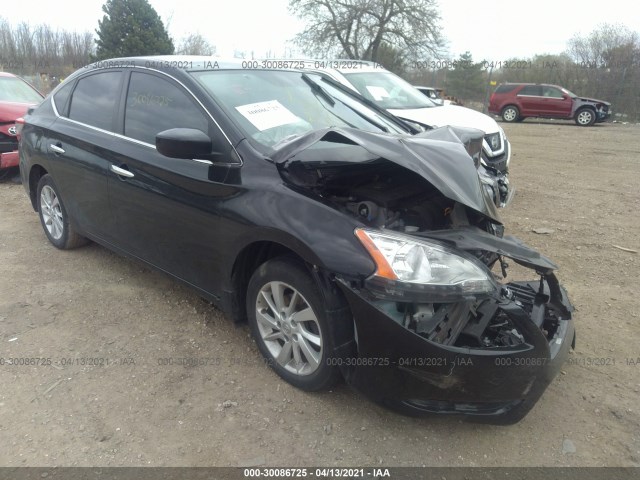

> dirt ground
[0,120,639,467]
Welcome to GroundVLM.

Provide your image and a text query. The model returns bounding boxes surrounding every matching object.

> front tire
[501,105,520,123]
[246,257,345,391]
[575,108,596,126]
[37,174,88,249]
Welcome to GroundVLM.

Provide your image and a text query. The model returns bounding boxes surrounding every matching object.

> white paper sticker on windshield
[235,100,302,131]
[365,86,389,101]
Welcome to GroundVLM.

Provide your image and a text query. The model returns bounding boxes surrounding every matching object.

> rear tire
[36,174,88,249]
[246,256,347,391]
[501,106,520,123]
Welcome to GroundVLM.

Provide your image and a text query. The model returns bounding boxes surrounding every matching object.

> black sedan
[19,57,574,424]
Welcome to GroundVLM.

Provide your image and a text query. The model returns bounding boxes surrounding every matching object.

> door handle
[110,164,135,178]
[49,144,65,155]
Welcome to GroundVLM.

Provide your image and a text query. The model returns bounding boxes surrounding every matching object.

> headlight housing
[355,228,498,301]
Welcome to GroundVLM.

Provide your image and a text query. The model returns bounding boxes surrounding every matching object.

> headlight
[355,228,496,297]
[485,132,501,152]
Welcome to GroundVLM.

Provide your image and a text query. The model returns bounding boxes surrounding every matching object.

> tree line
[0,0,214,91]
[2,0,640,120]
[403,24,640,121]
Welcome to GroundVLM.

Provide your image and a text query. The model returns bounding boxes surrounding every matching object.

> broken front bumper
[335,232,574,424]
[0,151,19,169]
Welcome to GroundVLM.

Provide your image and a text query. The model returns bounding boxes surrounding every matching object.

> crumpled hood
[416,226,558,272]
[269,126,501,223]
[577,97,611,106]
[388,105,500,134]
[0,101,35,124]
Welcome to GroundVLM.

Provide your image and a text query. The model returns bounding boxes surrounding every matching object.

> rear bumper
[0,150,19,169]
[337,272,574,424]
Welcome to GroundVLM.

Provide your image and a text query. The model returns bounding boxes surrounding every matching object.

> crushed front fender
[335,266,575,424]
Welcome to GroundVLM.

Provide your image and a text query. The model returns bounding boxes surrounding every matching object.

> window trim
[122,69,211,147]
[66,69,127,132]
[49,65,241,166]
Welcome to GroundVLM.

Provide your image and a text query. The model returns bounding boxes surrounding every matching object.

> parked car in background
[0,72,43,179]
[414,86,446,105]
[414,86,461,106]
[20,57,574,424]
[306,61,511,173]
[489,83,611,126]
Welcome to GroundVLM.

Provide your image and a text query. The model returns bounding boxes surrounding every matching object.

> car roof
[500,82,564,88]
[86,56,250,70]
[0,72,18,78]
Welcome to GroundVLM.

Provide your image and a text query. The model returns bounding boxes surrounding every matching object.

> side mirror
[562,94,569,100]
[156,128,212,159]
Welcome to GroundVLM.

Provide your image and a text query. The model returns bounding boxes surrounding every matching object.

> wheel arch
[226,238,323,324]
[501,104,520,122]
[575,105,596,114]
[501,104,520,114]
[28,164,48,211]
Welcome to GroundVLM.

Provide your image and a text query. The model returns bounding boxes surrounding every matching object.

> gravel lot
[0,121,639,467]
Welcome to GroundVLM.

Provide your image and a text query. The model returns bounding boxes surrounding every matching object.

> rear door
[516,85,542,116]
[45,70,125,242]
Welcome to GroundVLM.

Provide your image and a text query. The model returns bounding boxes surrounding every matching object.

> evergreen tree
[95,0,174,60]
[446,52,485,101]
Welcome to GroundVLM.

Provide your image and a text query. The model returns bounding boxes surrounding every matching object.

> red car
[489,83,611,126]
[0,72,44,179]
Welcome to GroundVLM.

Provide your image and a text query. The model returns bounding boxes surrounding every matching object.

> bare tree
[176,33,216,56]
[289,0,443,62]
[0,16,95,89]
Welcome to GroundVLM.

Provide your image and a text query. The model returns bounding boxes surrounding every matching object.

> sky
[2,0,639,61]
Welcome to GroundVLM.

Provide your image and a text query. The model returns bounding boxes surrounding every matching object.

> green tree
[95,0,174,60]
[446,52,484,101]
[375,43,407,75]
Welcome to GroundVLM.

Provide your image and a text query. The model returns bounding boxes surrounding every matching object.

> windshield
[0,76,43,103]
[190,70,407,150]
[561,87,577,98]
[343,71,437,110]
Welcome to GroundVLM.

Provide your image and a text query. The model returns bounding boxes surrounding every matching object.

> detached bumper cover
[335,230,574,424]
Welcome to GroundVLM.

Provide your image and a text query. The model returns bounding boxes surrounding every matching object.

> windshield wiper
[302,73,392,133]
[301,73,335,106]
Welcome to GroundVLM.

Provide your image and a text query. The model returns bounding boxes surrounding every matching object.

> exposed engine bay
[315,161,466,232]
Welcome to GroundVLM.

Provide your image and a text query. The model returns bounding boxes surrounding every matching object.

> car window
[0,76,43,103]
[68,71,122,131]
[124,72,209,145]
[495,84,518,94]
[191,70,406,150]
[53,81,74,115]
[342,71,436,109]
[542,86,564,98]
[518,85,542,96]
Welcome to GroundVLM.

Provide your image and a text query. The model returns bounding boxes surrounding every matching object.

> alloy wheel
[40,185,64,240]
[255,281,322,376]
[577,110,594,125]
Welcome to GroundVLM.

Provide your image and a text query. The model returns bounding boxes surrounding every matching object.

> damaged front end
[272,126,574,423]
[336,227,574,424]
